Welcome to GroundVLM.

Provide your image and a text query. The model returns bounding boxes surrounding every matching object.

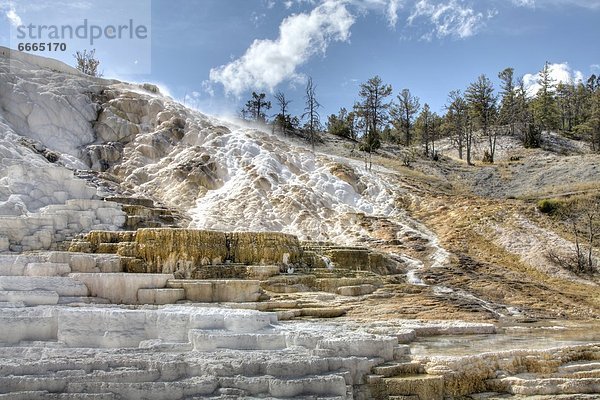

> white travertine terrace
[1,47,599,399]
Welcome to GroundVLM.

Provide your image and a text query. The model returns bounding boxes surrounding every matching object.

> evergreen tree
[515,77,540,147]
[390,89,420,146]
[356,76,392,169]
[430,112,442,160]
[577,86,600,151]
[445,90,469,162]
[327,107,356,139]
[498,67,517,135]
[466,74,498,163]
[245,92,271,122]
[556,82,576,132]
[573,82,591,129]
[358,76,393,138]
[416,104,432,157]
[587,74,600,92]
[532,61,559,132]
[591,90,600,151]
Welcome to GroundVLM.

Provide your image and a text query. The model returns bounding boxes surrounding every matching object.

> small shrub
[142,83,160,93]
[74,49,101,77]
[537,198,561,214]
[43,150,60,163]
[482,150,493,163]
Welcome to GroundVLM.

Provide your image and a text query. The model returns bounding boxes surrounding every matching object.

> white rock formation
[0,304,399,398]
[0,46,450,254]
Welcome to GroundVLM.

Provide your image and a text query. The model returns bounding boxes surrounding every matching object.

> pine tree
[579,87,600,151]
[515,77,539,148]
[245,92,271,122]
[390,89,420,146]
[416,104,432,157]
[556,82,576,132]
[466,74,497,163]
[532,61,559,132]
[356,76,392,169]
[592,90,600,151]
[498,67,517,135]
[445,90,469,162]
[327,108,358,140]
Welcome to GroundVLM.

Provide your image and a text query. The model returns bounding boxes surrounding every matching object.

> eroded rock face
[135,229,302,274]
[70,229,303,275]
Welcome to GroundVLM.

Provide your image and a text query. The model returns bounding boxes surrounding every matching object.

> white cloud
[347,0,404,27]
[511,0,535,7]
[202,80,215,97]
[183,91,202,109]
[209,0,355,96]
[387,0,402,26]
[523,62,584,96]
[407,0,488,39]
[513,0,600,9]
[5,5,22,27]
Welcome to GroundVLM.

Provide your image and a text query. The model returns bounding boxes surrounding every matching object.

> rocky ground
[308,130,600,324]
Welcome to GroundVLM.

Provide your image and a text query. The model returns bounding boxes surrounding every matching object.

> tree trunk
[466,129,472,166]
[588,212,595,271]
[458,131,463,160]
[572,220,582,271]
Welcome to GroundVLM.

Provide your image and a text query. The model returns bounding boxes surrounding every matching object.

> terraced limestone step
[382,375,444,400]
[337,284,377,296]
[261,274,317,293]
[0,392,120,399]
[486,376,600,396]
[70,273,173,304]
[0,308,58,344]
[137,288,185,305]
[0,367,350,399]
[104,196,184,230]
[483,360,600,396]
[63,377,218,399]
[167,279,262,303]
[559,361,600,376]
[23,262,71,277]
[0,256,111,306]
[0,252,122,276]
[0,276,88,297]
[0,290,59,306]
[190,329,287,351]
[0,198,126,253]
[373,362,425,378]
[0,304,397,397]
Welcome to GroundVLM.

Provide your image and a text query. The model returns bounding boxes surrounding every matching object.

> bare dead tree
[302,77,321,151]
[546,199,599,273]
[274,91,292,135]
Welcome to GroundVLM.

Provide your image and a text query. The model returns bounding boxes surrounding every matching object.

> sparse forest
[239,62,600,162]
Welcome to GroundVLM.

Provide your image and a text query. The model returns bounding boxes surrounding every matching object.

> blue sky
[2,0,599,118]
